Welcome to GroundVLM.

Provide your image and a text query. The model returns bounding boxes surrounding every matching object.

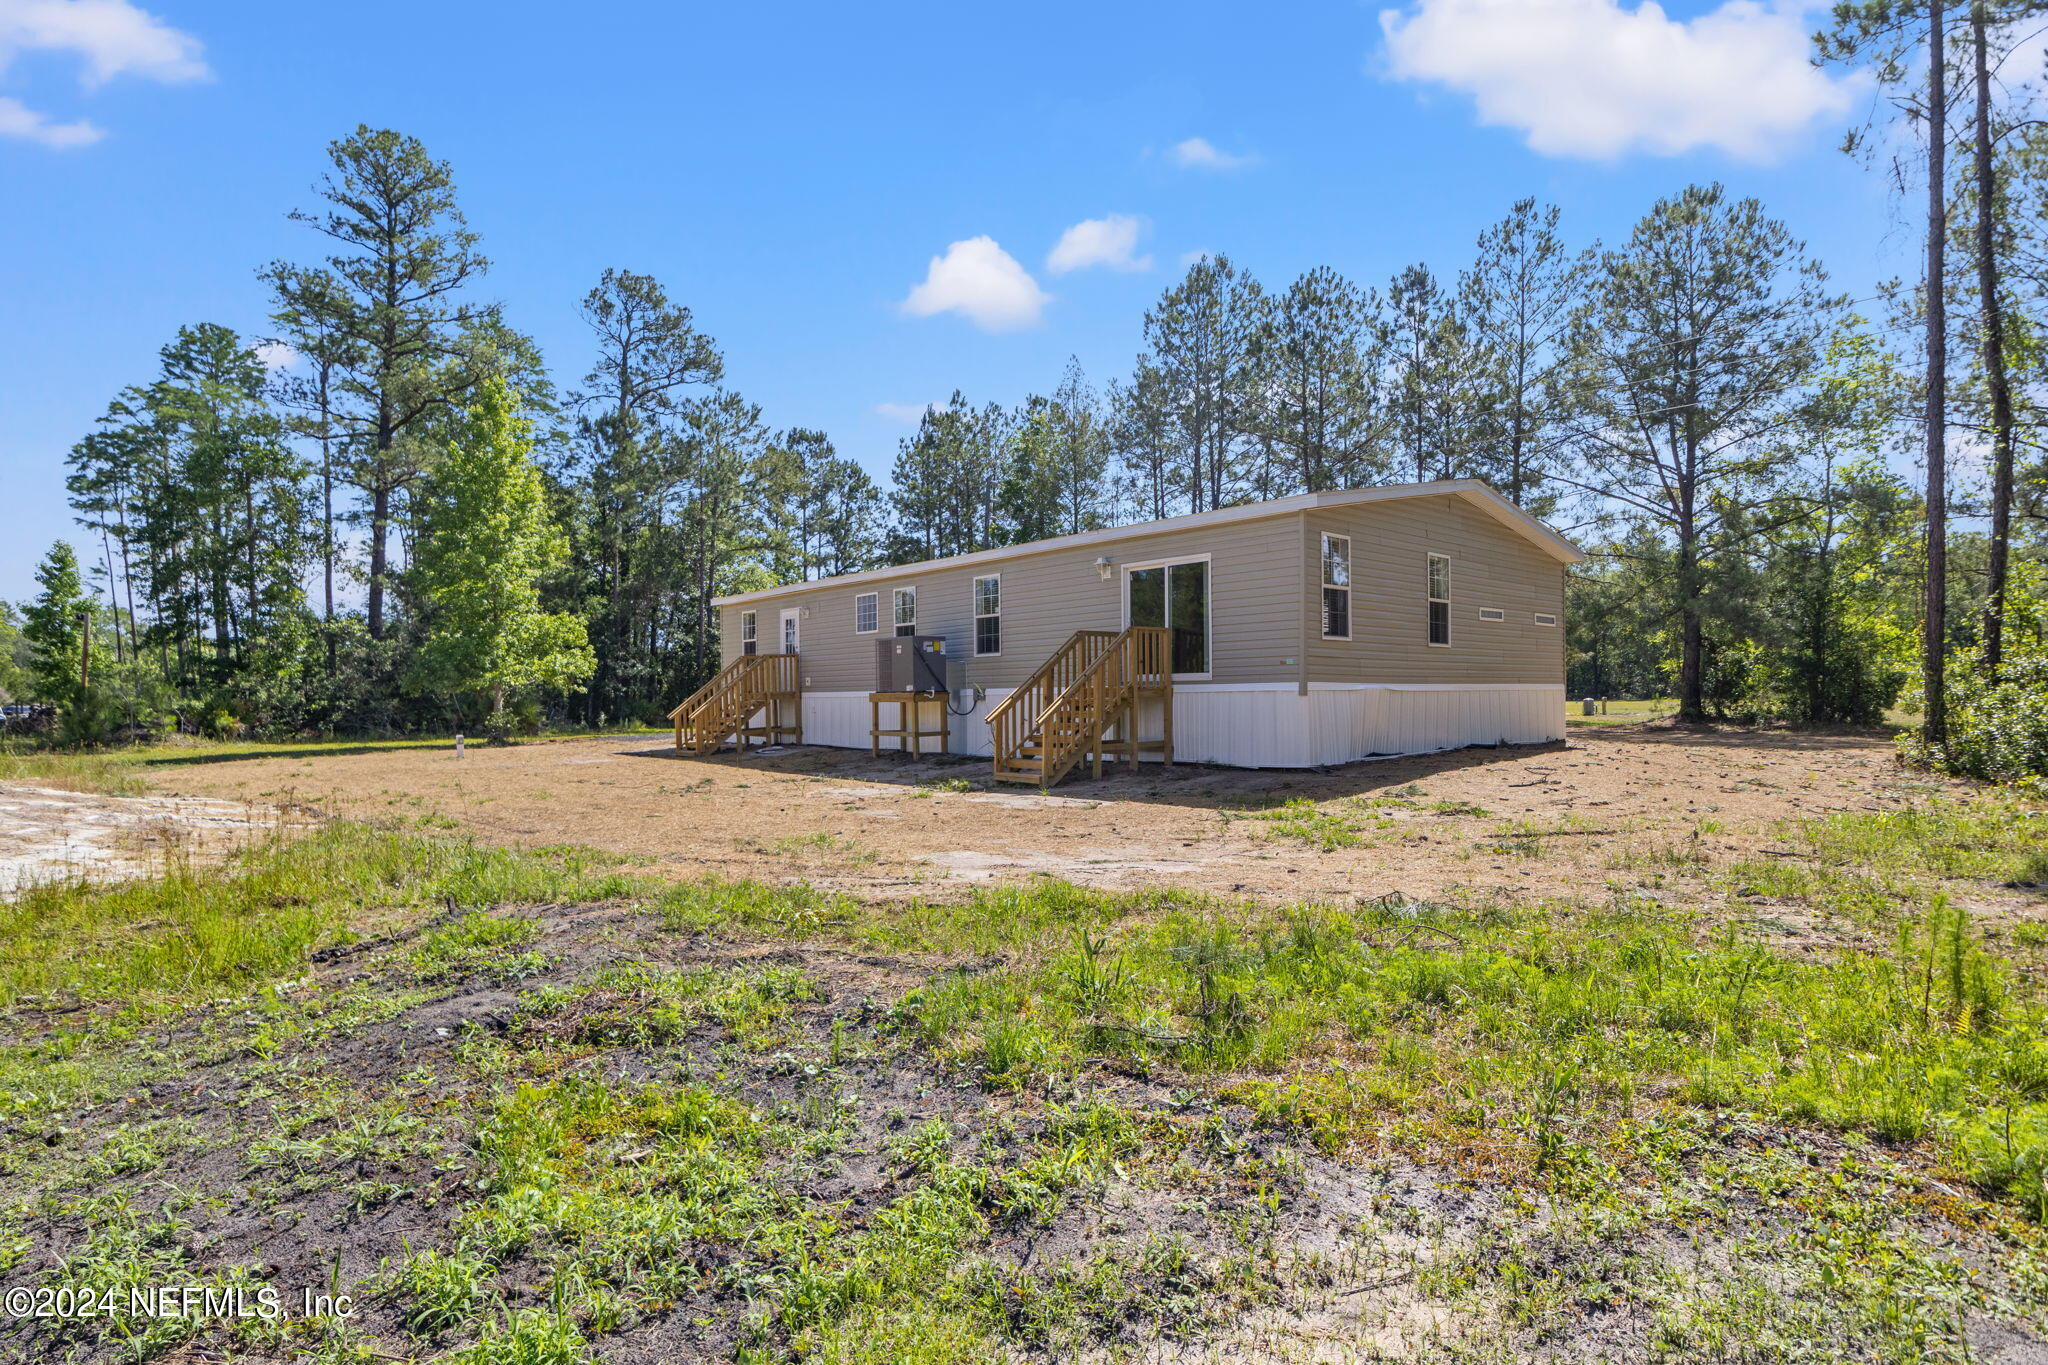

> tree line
[3,37,2045,777]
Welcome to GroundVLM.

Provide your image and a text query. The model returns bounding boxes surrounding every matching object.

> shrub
[55,685,119,748]
[1916,647,2048,786]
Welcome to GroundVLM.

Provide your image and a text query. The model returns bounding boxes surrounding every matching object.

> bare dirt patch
[0,784,296,897]
[137,724,1973,907]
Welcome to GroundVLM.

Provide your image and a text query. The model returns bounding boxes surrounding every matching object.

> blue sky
[0,0,1909,602]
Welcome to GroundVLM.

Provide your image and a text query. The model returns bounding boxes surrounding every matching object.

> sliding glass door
[1125,558,1209,677]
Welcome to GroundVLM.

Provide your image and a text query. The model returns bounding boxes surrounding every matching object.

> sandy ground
[0,785,288,897]
[134,725,1974,905]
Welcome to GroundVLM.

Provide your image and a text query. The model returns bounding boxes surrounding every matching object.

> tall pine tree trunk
[1924,0,1950,749]
[367,476,391,642]
[1677,489,1704,721]
[318,359,337,669]
[1972,7,2015,676]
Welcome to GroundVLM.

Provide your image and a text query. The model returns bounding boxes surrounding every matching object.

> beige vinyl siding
[714,491,1567,697]
[1302,497,1565,686]
[1310,493,1564,687]
[719,512,1312,691]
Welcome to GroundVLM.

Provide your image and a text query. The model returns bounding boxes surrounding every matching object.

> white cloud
[0,92,96,145]
[1169,136,1257,171]
[874,401,951,424]
[1379,0,1856,160]
[1046,214,1152,275]
[0,0,209,86]
[0,0,208,148]
[899,236,1050,333]
[254,341,298,371]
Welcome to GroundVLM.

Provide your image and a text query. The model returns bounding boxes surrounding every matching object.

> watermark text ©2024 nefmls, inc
[4,1284,355,1321]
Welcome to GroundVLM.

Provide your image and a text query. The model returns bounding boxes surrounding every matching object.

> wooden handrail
[989,626,1172,786]
[1031,627,1172,784]
[1033,626,1170,730]
[668,656,749,721]
[985,629,1119,781]
[672,653,801,753]
[984,630,1118,722]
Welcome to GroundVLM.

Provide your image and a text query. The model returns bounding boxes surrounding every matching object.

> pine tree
[1817,2,1974,746]
[1125,255,1269,513]
[1459,199,1594,510]
[1385,264,1484,483]
[265,267,360,652]
[1260,267,1388,494]
[996,400,1067,544]
[786,429,882,578]
[23,543,92,704]
[1047,359,1112,534]
[1568,184,1843,721]
[263,126,498,641]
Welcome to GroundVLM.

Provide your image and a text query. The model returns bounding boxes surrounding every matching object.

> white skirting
[787,684,1564,769]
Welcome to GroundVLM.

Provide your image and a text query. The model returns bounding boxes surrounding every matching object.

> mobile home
[671,479,1582,782]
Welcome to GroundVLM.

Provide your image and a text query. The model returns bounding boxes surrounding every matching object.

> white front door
[780,608,800,654]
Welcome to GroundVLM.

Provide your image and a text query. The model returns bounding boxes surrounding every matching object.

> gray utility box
[876,635,948,693]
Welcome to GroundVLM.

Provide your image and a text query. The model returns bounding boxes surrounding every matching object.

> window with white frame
[1478,607,1504,622]
[1533,612,1558,627]
[1320,534,1351,639]
[739,609,759,655]
[973,575,1001,655]
[854,592,878,634]
[1427,554,1451,646]
[892,587,917,637]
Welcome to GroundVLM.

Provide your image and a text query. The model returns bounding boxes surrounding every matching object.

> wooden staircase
[987,627,1173,786]
[668,653,801,755]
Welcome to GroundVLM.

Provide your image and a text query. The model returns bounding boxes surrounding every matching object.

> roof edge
[713,479,1581,606]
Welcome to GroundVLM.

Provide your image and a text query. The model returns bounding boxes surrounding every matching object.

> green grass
[5,766,2046,1360]
[0,824,642,1012]
[1793,795,2048,885]
[1566,697,1679,726]
[514,962,823,1050]
[394,1077,1226,1364]
[904,892,2048,1215]
[761,831,880,864]
[0,726,668,794]
[0,744,147,793]
[409,910,551,983]
[1227,797,1362,850]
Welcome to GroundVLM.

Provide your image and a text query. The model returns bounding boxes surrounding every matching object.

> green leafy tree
[1738,333,1916,724]
[0,603,28,701]
[411,378,593,733]
[995,400,1067,545]
[23,543,92,704]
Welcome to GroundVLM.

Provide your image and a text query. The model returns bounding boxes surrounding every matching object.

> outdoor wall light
[1094,555,1114,581]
